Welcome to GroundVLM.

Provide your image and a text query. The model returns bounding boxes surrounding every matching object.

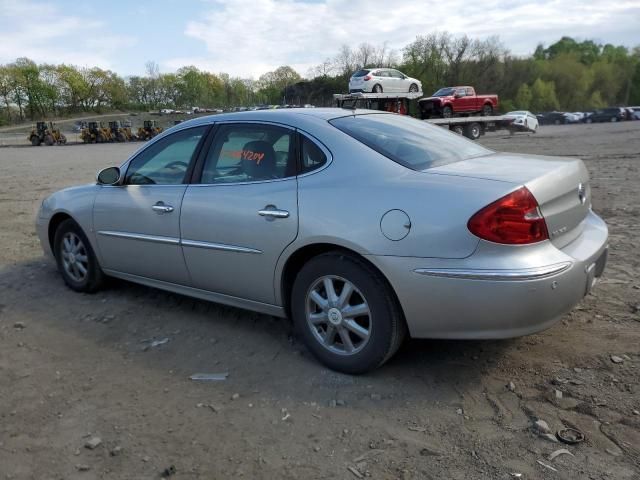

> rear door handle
[258,208,289,219]
[152,202,174,214]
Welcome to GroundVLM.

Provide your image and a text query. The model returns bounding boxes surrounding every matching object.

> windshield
[330,113,492,171]
[432,87,456,97]
[352,69,370,78]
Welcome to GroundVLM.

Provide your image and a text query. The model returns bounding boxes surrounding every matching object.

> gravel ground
[0,122,639,480]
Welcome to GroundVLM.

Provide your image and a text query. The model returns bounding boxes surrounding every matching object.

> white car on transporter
[349,68,422,94]
[504,111,539,132]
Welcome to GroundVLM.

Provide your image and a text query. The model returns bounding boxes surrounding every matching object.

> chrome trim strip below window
[414,262,572,281]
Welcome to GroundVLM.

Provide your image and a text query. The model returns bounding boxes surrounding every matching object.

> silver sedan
[36,109,608,373]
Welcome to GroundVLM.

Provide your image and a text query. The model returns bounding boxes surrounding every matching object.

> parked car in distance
[349,68,422,94]
[36,109,608,374]
[418,86,499,118]
[631,107,640,120]
[563,112,582,124]
[584,107,626,123]
[504,111,539,132]
[536,111,569,126]
[623,107,637,120]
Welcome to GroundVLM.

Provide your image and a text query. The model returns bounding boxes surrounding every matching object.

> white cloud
[0,0,137,70]
[168,0,640,78]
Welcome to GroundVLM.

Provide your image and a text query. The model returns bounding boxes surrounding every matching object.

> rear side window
[330,113,491,171]
[352,70,370,77]
[300,136,327,174]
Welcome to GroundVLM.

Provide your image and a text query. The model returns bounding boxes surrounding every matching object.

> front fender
[37,184,100,258]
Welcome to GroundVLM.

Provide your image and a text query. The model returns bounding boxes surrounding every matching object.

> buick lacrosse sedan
[36,109,608,373]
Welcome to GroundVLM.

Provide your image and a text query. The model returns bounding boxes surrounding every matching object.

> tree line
[0,34,638,125]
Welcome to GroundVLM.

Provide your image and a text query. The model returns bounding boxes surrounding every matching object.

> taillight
[467,187,549,244]
[363,75,371,81]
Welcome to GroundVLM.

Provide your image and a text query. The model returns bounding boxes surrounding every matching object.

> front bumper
[35,210,53,259]
[368,210,608,339]
[419,100,443,117]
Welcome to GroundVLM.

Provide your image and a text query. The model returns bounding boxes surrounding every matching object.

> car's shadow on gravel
[1,258,513,404]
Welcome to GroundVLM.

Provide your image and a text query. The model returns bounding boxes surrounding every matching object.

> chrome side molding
[97,230,180,245]
[97,231,262,254]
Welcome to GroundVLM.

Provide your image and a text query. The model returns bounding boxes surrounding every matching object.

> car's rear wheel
[372,84,383,93]
[482,104,493,116]
[31,136,40,146]
[291,252,406,374]
[53,219,105,293]
[409,83,419,93]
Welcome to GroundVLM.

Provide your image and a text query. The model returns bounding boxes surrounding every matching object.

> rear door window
[199,124,295,184]
[352,70,370,78]
[330,113,491,171]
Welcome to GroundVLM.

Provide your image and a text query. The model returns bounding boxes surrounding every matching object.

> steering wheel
[165,161,189,171]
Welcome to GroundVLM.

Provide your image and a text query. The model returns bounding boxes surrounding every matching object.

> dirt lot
[1,122,639,480]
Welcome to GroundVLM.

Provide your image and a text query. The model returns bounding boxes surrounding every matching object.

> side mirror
[96,166,121,185]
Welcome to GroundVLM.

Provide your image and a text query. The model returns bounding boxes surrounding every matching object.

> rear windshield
[352,69,370,77]
[330,113,491,171]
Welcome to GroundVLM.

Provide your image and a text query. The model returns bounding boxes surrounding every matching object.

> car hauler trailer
[333,92,515,140]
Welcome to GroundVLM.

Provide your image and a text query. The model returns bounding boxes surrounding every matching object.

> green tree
[530,78,560,111]
[514,83,532,109]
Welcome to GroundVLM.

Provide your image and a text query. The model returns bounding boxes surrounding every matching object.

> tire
[611,117,618,122]
[117,132,126,142]
[554,119,561,125]
[44,135,54,146]
[586,118,592,124]
[482,104,493,116]
[442,105,453,118]
[291,252,407,374]
[59,134,67,145]
[409,83,419,93]
[372,84,383,93]
[31,136,40,146]
[53,219,105,293]
[451,125,464,135]
[464,122,482,140]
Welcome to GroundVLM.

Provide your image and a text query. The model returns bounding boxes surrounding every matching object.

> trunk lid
[428,152,591,248]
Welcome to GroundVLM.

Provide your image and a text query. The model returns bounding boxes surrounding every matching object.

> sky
[1,0,639,79]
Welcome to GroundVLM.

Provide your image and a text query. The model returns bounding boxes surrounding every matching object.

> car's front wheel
[291,252,406,374]
[53,219,105,293]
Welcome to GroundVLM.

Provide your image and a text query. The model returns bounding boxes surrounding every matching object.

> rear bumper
[367,210,608,339]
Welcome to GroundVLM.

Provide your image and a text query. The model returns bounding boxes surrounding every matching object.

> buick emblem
[577,183,586,205]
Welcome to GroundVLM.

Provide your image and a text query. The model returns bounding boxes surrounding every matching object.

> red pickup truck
[418,86,499,119]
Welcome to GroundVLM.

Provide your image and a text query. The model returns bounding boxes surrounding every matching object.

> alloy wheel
[305,275,371,355]
[60,232,89,282]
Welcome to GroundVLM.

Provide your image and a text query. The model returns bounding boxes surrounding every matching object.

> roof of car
[176,108,390,127]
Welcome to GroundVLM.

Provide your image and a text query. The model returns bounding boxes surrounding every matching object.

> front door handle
[152,202,174,214]
[258,207,289,219]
